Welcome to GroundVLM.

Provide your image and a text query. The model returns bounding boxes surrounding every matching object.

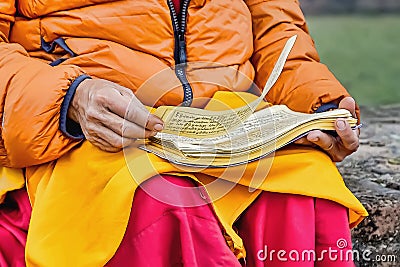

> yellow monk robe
[0,91,367,267]
[0,168,25,203]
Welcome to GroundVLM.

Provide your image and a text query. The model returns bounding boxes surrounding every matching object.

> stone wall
[300,0,400,15]
[337,105,400,266]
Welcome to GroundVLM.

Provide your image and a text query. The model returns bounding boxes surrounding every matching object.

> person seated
[0,0,367,266]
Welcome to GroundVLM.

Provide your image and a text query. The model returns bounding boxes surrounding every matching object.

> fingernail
[154,123,164,131]
[336,119,346,130]
[308,133,319,142]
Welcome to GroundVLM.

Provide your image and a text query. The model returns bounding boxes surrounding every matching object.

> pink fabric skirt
[0,189,31,267]
[0,175,354,266]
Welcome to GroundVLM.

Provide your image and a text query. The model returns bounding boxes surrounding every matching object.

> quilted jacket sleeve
[0,1,86,168]
[245,0,359,116]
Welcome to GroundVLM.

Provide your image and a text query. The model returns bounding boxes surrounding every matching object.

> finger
[306,130,336,151]
[126,97,164,131]
[89,124,130,150]
[306,130,350,162]
[335,119,359,151]
[339,97,357,118]
[100,111,157,139]
[84,130,122,152]
[91,136,122,152]
[145,114,164,132]
[102,126,137,149]
[104,88,164,132]
[114,83,135,98]
[294,137,315,146]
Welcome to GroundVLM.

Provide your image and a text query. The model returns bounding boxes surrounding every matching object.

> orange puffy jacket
[0,0,353,168]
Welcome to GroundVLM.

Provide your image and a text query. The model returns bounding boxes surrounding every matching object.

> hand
[68,79,164,152]
[294,97,360,162]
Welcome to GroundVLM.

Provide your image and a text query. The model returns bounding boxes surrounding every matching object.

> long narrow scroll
[154,35,298,138]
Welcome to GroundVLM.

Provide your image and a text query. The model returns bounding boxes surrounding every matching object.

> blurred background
[300,2,399,266]
[301,0,400,106]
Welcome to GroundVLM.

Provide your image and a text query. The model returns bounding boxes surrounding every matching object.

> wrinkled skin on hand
[295,97,360,162]
[68,79,164,152]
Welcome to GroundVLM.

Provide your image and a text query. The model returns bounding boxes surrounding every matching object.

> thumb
[339,97,357,118]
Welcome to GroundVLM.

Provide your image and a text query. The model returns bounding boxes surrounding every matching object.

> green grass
[306,15,400,106]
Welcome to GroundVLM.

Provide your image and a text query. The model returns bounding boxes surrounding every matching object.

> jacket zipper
[167,0,193,107]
